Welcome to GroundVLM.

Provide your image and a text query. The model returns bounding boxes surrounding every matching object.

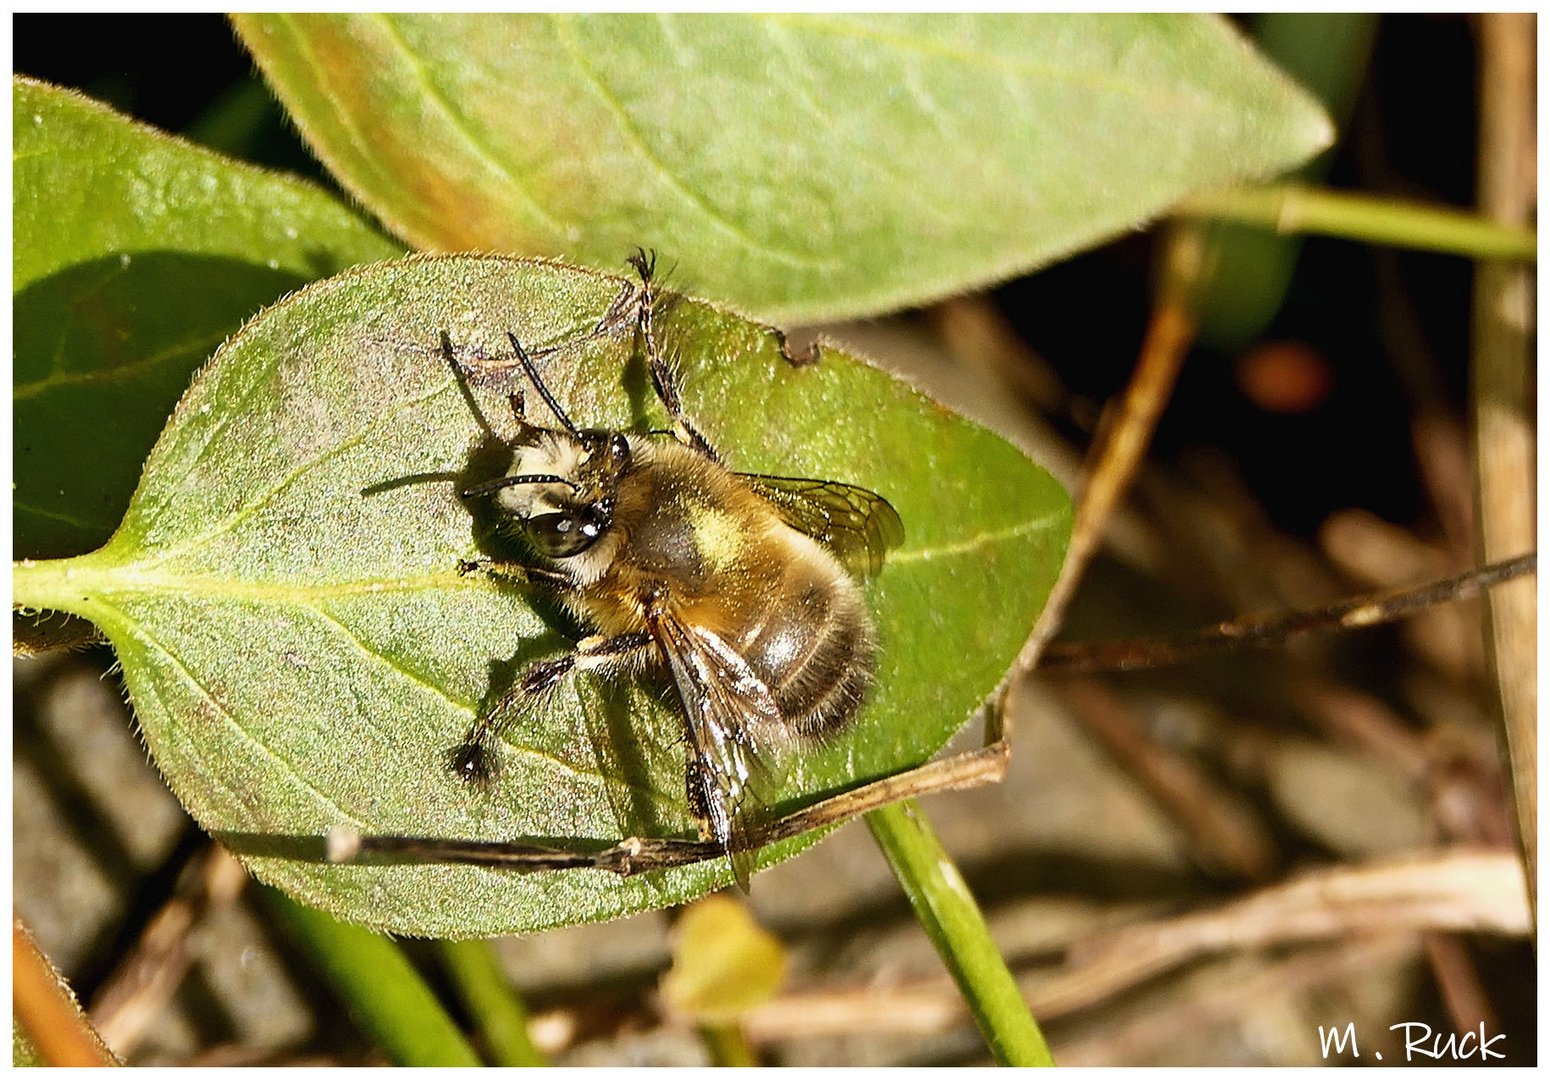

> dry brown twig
[1041,847,1529,1021]
[1470,9,1537,918]
[1014,227,1205,676]
[1319,509,1486,682]
[1039,553,1534,674]
[87,845,251,1057]
[684,851,1526,1050]
[1050,933,1418,1066]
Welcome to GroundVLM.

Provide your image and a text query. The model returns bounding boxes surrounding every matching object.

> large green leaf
[12,256,1071,936]
[12,76,402,560]
[231,13,1332,322]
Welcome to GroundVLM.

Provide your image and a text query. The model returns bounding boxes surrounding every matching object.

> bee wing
[648,611,788,892]
[739,474,905,579]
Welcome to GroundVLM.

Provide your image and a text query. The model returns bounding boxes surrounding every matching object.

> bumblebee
[448,253,903,888]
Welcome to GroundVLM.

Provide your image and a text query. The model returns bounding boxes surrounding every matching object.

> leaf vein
[138,375,457,567]
[891,510,1064,565]
[131,336,282,543]
[15,328,229,402]
[306,601,478,720]
[129,622,359,825]
[270,14,431,233]
[755,13,1199,110]
[372,14,571,236]
[307,599,630,787]
[547,14,835,272]
[14,498,116,532]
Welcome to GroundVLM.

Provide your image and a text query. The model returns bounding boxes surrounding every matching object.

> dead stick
[1471,9,1537,922]
[998,226,1203,747]
[1039,848,1529,1020]
[1040,553,1534,673]
[88,847,250,1056]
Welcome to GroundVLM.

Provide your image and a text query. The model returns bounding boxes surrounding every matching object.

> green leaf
[12,76,402,560]
[1193,13,1378,349]
[231,13,1332,322]
[13,1027,42,1069]
[12,255,1071,937]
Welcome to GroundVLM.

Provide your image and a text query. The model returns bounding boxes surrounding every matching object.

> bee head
[463,429,633,560]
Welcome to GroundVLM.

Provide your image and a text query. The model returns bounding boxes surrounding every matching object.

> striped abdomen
[735,535,876,738]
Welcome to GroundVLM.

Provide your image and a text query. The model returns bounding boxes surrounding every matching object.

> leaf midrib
[21,503,1060,621]
[95,572,616,801]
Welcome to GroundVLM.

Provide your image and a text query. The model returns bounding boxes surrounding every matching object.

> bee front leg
[456,557,572,590]
[448,631,656,788]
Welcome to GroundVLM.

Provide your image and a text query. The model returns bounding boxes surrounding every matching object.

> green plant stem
[436,938,549,1066]
[699,1023,760,1067]
[1179,183,1537,261]
[865,801,1054,1066]
[1191,14,1377,349]
[259,887,481,1066]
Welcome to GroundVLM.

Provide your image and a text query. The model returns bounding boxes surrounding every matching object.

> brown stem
[1040,553,1535,673]
[87,846,250,1056]
[1471,10,1538,922]
[13,919,118,1066]
[334,741,1010,875]
[1040,848,1529,1021]
[1012,228,1204,678]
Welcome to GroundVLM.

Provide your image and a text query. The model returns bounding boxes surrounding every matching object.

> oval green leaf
[13,256,1071,936]
[232,13,1332,322]
[13,76,402,560]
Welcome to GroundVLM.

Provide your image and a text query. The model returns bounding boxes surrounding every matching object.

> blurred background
[14,13,1535,1065]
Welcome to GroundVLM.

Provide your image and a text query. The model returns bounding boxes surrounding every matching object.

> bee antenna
[462,473,581,499]
[508,332,581,438]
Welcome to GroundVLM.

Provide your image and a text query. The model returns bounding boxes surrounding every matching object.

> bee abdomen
[777,621,874,738]
[743,573,876,739]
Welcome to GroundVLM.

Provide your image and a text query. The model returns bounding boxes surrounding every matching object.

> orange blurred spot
[1235,340,1333,414]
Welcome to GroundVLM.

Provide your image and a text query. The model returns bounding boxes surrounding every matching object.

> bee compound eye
[527,512,603,558]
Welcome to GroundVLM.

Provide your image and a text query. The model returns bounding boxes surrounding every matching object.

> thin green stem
[865,801,1054,1066]
[436,938,549,1067]
[259,887,481,1066]
[699,1023,760,1067]
[1178,183,1536,261]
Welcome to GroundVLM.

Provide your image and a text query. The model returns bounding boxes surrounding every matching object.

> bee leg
[588,273,645,340]
[447,654,575,787]
[626,249,722,464]
[572,630,657,668]
[456,558,572,590]
[682,763,717,842]
[447,631,656,787]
